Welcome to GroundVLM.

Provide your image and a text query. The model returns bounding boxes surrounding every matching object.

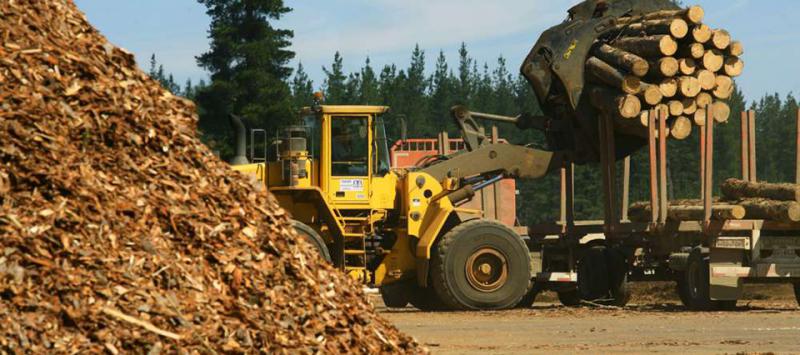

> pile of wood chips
[588,5,743,141]
[0,1,420,353]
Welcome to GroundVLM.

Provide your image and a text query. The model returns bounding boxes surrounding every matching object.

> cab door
[326,115,371,206]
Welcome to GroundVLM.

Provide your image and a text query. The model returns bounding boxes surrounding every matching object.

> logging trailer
[526,107,800,310]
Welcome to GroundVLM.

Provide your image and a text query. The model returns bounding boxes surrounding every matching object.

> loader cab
[298,105,394,210]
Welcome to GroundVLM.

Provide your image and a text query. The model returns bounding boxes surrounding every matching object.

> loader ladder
[331,208,369,282]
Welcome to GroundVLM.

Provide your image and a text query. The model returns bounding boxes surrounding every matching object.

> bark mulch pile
[0,0,420,353]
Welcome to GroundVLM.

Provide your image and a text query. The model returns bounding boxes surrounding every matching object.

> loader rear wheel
[431,219,531,310]
[291,220,331,263]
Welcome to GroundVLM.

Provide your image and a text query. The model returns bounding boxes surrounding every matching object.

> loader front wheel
[291,220,331,263]
[431,219,531,310]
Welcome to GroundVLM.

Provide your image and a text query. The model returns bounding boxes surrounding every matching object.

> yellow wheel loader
[230,103,566,310]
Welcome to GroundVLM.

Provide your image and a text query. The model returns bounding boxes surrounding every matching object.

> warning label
[339,179,364,192]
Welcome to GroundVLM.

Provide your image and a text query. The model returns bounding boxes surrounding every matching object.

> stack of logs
[587,5,744,141]
[629,179,800,223]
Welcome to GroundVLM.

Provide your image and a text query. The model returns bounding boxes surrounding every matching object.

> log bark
[629,201,745,221]
[737,199,800,222]
[649,57,679,78]
[692,24,713,43]
[639,82,664,106]
[713,75,734,99]
[668,100,684,116]
[678,43,706,59]
[670,116,692,140]
[613,35,678,57]
[723,57,744,77]
[639,5,705,25]
[586,56,641,94]
[678,76,701,97]
[588,86,642,119]
[593,44,650,77]
[695,69,716,91]
[721,178,800,202]
[728,41,744,57]
[712,101,731,123]
[702,49,724,72]
[711,29,732,50]
[612,18,689,39]
[678,58,697,75]
[659,78,678,98]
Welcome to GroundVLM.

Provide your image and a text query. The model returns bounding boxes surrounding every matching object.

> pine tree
[429,50,455,133]
[322,52,347,104]
[359,57,379,105]
[290,62,314,109]
[195,0,295,142]
[457,43,473,104]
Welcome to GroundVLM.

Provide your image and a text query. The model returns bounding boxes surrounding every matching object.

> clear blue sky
[73,0,799,103]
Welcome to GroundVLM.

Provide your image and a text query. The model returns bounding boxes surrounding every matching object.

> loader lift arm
[420,106,570,184]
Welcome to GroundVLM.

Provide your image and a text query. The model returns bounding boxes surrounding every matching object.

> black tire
[516,282,541,308]
[558,289,582,307]
[577,246,610,301]
[793,283,800,308]
[431,219,531,310]
[291,220,332,263]
[408,286,447,311]
[606,247,631,307]
[380,280,411,309]
[677,248,713,310]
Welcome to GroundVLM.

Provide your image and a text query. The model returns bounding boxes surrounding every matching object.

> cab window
[331,116,369,176]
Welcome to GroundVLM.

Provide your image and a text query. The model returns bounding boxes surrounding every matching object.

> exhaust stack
[229,114,249,165]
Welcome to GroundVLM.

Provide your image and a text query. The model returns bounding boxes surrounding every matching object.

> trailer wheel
[515,282,542,308]
[606,247,631,307]
[677,248,713,310]
[431,219,531,310]
[291,220,331,263]
[578,246,610,301]
[557,289,582,307]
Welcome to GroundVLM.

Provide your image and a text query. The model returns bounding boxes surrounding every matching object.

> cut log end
[696,70,716,91]
[714,75,734,99]
[712,101,731,123]
[712,29,732,50]
[724,57,744,77]
[686,5,705,25]
[668,100,684,116]
[703,49,724,73]
[692,24,713,43]
[659,78,678,98]
[678,76,701,98]
[729,41,744,57]
[670,116,692,140]
[696,92,713,108]
[640,83,664,106]
[679,58,697,75]
[669,18,689,39]
[693,108,706,126]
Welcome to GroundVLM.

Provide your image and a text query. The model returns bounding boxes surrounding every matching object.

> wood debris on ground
[0,0,421,353]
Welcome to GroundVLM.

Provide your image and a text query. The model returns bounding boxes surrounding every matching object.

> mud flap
[709,248,745,301]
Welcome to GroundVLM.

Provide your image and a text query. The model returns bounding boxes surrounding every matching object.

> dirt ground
[376,283,800,354]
